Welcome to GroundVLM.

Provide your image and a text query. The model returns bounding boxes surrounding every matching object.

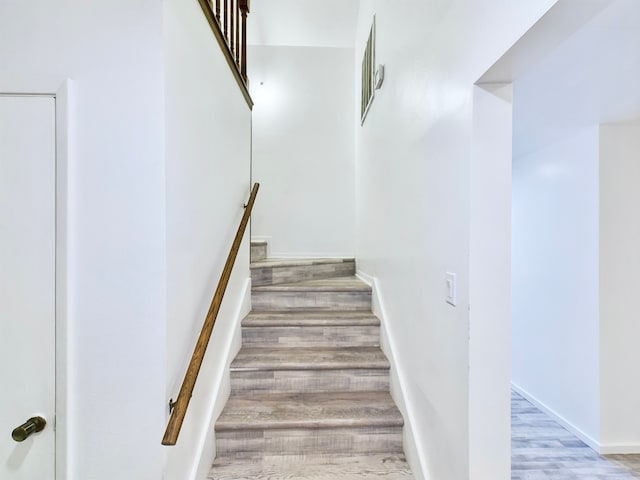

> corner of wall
[355,270,429,480]
[598,122,640,454]
[511,382,602,453]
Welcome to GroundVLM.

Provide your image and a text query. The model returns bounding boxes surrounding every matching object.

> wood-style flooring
[209,453,413,480]
[211,250,411,479]
[512,390,640,479]
[210,390,640,479]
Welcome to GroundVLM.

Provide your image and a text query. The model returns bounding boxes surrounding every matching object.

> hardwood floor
[217,245,640,479]
[209,453,413,480]
[512,391,640,479]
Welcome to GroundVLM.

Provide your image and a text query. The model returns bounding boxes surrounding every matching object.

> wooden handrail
[162,183,260,446]
[197,0,253,109]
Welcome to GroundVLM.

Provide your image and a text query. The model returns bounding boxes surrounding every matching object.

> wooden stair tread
[251,258,356,287]
[216,391,404,431]
[216,243,411,475]
[251,257,355,269]
[253,276,370,292]
[231,347,390,371]
[243,311,379,327]
[209,454,413,479]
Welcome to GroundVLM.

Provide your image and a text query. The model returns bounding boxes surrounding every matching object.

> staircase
[208,242,413,479]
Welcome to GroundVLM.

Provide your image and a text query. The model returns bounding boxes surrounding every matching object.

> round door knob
[11,416,46,442]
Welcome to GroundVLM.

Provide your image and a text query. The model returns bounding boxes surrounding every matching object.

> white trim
[511,383,640,455]
[356,270,429,480]
[600,444,640,455]
[2,79,74,480]
[54,79,73,480]
[191,277,252,480]
[511,383,601,453]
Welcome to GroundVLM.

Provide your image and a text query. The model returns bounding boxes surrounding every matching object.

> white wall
[509,0,640,452]
[163,0,252,478]
[469,86,512,480]
[599,124,640,452]
[511,126,601,445]
[353,1,559,479]
[248,0,359,48]
[0,1,166,479]
[249,45,356,257]
[2,1,253,478]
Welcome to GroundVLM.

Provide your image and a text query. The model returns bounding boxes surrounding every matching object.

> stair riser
[216,426,404,457]
[251,243,267,261]
[242,325,380,347]
[252,262,356,287]
[230,369,390,395]
[252,291,372,311]
[243,312,380,328]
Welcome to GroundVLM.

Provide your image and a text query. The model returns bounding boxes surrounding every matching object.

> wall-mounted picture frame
[361,16,376,125]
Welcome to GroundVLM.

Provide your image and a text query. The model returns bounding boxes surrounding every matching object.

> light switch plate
[446,272,457,306]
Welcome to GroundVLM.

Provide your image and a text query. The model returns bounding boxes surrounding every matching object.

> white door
[0,96,56,479]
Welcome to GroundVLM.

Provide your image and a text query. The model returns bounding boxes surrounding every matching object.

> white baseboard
[192,278,252,480]
[356,270,429,480]
[511,382,602,453]
[600,444,640,455]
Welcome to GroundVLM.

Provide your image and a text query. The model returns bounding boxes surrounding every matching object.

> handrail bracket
[162,183,259,446]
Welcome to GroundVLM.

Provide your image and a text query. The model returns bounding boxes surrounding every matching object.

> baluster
[235,0,240,65]
[230,0,235,55]
[239,0,249,81]
[224,0,229,40]
[215,0,220,23]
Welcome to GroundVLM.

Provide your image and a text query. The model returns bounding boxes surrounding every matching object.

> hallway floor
[512,391,640,479]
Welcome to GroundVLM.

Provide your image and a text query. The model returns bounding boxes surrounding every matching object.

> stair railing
[162,182,260,446]
[197,0,253,108]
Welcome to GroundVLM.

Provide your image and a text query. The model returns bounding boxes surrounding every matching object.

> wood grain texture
[242,324,380,347]
[251,241,268,261]
[216,391,403,430]
[512,391,640,479]
[251,258,356,269]
[239,0,249,80]
[230,347,390,370]
[211,248,412,477]
[253,277,371,292]
[209,454,413,479]
[251,258,356,287]
[216,426,404,457]
[243,311,380,327]
[162,183,259,446]
[252,278,372,311]
[251,292,372,311]
[231,368,390,395]
[196,0,252,108]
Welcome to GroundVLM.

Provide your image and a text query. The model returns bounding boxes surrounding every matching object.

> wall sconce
[375,65,385,90]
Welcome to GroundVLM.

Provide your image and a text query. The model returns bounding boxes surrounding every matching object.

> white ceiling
[508,0,640,156]
[247,0,360,48]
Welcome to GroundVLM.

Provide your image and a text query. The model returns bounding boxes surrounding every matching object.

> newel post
[239,0,250,81]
